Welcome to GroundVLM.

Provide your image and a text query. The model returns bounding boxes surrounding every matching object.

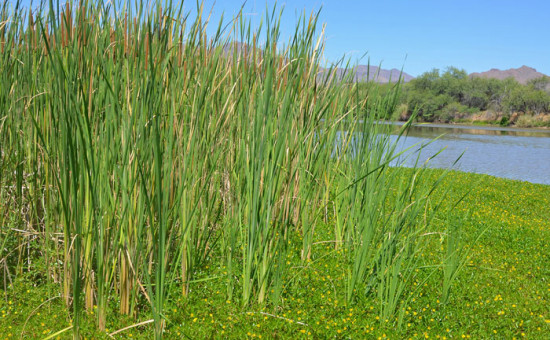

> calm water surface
[391,123,550,185]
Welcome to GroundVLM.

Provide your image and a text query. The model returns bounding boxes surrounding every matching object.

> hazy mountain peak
[318,65,414,84]
[470,66,547,84]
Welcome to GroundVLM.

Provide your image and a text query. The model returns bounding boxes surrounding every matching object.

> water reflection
[390,123,550,185]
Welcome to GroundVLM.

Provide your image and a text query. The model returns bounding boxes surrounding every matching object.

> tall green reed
[329,80,453,324]
[0,0,460,337]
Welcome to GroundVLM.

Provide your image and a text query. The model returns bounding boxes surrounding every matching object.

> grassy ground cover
[1,170,549,339]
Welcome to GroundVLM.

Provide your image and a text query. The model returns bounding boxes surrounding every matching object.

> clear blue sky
[17,0,550,77]
[182,0,550,77]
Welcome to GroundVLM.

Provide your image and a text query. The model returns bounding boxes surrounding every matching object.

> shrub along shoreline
[401,67,550,127]
[355,68,550,128]
[406,111,550,129]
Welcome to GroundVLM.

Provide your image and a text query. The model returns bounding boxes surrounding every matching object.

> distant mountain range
[469,65,547,84]
[222,42,548,85]
[318,65,415,84]
[326,65,548,85]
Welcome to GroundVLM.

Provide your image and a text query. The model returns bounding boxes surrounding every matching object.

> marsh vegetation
[1,1,548,339]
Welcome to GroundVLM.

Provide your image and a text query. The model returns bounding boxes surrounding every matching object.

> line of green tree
[358,67,550,127]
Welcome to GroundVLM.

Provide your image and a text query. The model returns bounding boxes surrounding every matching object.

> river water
[391,123,550,185]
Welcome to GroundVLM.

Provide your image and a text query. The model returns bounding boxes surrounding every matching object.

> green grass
[1,170,549,339]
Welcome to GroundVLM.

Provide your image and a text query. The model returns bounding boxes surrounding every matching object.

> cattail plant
[0,0,458,338]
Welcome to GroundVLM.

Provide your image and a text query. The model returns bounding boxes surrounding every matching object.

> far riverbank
[402,111,550,129]
[392,121,550,136]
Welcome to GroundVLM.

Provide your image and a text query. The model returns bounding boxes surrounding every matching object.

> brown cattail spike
[145,31,149,71]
